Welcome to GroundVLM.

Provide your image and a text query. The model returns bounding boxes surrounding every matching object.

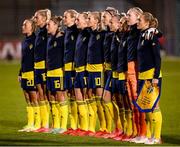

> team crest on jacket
[82,37,86,42]
[42,36,45,40]
[141,40,144,46]
[116,35,120,42]
[29,44,33,49]
[71,35,74,40]
[96,34,100,40]
[54,41,57,47]
[123,41,126,47]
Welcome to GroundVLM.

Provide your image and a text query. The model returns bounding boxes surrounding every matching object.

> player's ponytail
[150,17,158,28]
[142,12,158,28]
[57,16,63,32]
[45,9,51,23]
[121,16,128,32]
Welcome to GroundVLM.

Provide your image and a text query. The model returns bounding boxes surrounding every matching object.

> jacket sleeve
[152,35,161,79]
[18,68,22,76]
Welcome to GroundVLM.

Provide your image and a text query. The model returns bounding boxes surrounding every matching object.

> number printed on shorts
[95,77,101,86]
[83,77,87,85]
[27,79,34,86]
[109,81,112,87]
[41,73,46,81]
[71,77,74,84]
[54,80,60,88]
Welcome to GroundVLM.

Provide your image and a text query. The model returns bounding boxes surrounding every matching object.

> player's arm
[152,35,161,86]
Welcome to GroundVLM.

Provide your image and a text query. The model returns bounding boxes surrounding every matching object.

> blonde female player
[136,12,162,144]
[33,9,51,132]
[71,12,90,135]
[62,9,79,133]
[18,18,37,132]
[86,12,106,136]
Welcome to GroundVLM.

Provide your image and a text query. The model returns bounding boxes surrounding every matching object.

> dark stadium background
[0,0,179,57]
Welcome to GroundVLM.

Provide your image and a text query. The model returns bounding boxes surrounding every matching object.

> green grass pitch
[0,57,180,146]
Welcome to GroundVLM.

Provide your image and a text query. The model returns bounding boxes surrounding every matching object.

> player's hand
[144,28,158,40]
[152,78,158,87]
[18,76,21,82]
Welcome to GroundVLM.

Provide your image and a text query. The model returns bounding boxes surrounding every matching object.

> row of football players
[18,7,162,144]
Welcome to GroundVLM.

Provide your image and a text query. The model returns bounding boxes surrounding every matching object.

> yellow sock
[56,102,61,114]
[146,112,152,138]
[96,96,106,131]
[33,106,41,129]
[152,109,162,139]
[59,101,68,130]
[84,101,89,115]
[112,100,123,131]
[119,108,127,133]
[26,106,34,126]
[104,101,114,132]
[125,109,133,136]
[69,99,78,130]
[45,100,51,114]
[51,101,60,129]
[85,102,89,128]
[77,101,88,131]
[87,99,95,132]
[90,97,97,131]
[40,101,49,128]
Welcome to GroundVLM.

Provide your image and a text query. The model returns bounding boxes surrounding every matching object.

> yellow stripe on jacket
[22,71,34,79]
[47,68,64,77]
[64,62,74,71]
[34,60,45,69]
[87,63,104,72]
[138,68,162,80]
[75,66,86,72]
[118,72,126,80]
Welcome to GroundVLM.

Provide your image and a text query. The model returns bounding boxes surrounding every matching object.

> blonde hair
[25,18,36,32]
[36,9,51,23]
[120,16,128,32]
[81,12,89,19]
[89,11,102,31]
[142,12,158,28]
[150,17,158,28]
[105,7,118,16]
[89,11,101,22]
[65,9,78,18]
[128,7,143,16]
